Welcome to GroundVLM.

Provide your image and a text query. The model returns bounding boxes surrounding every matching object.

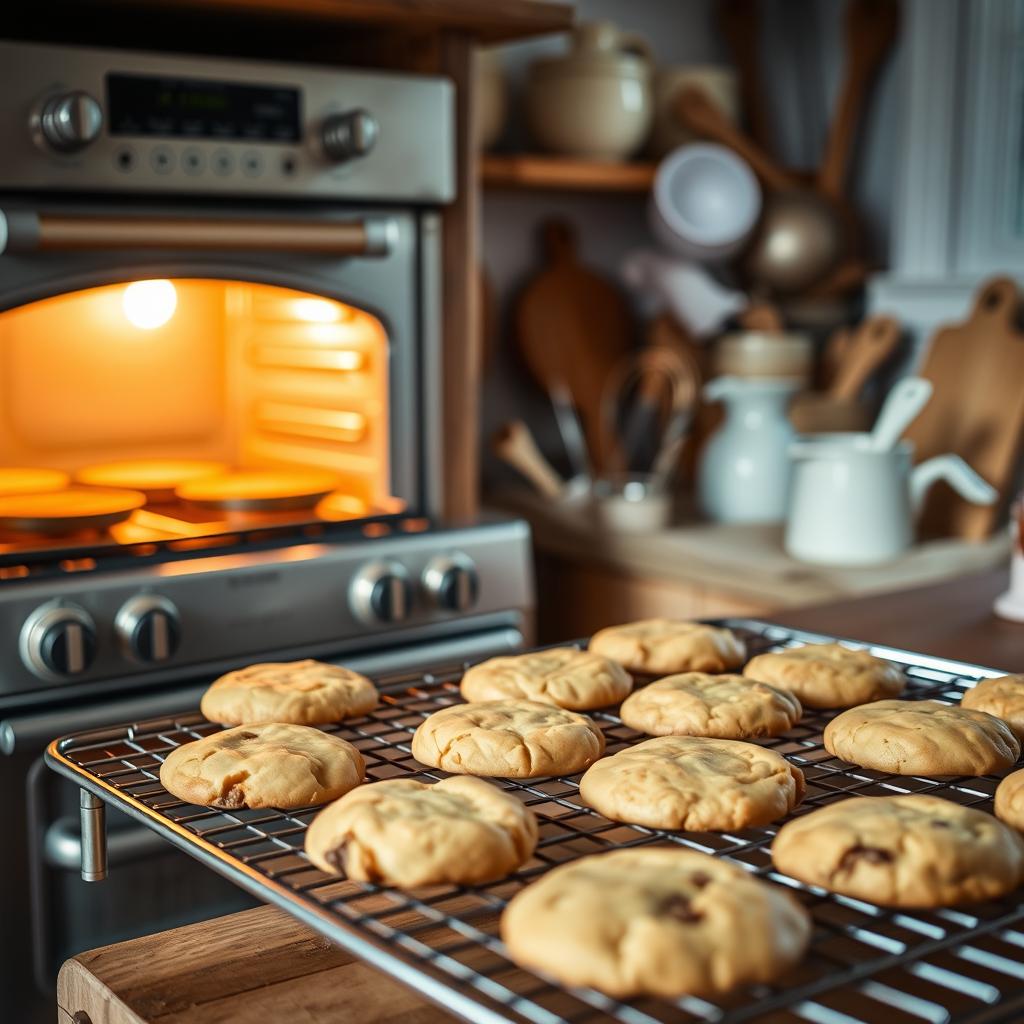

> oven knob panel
[350,560,412,624]
[321,109,379,163]
[115,595,181,664]
[422,553,479,613]
[19,603,97,680]
[36,91,104,153]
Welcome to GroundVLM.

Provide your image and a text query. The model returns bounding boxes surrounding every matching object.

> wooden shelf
[480,154,656,193]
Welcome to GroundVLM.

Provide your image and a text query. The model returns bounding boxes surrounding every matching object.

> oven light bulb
[122,279,177,330]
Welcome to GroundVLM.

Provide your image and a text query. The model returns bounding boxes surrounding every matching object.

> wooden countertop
[58,570,1023,1024]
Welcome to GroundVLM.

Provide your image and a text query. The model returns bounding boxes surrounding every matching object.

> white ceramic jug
[786,435,997,565]
[698,376,798,522]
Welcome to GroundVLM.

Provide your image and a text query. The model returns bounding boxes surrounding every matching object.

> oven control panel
[0,520,532,698]
[0,41,453,201]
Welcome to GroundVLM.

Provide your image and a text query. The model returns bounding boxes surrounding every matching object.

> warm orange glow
[123,279,178,329]
[291,297,344,323]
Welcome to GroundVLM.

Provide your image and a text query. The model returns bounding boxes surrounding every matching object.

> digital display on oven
[106,73,301,142]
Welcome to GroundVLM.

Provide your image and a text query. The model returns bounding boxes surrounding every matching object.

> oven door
[0,198,441,531]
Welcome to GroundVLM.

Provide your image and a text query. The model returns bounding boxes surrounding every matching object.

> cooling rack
[46,620,1024,1024]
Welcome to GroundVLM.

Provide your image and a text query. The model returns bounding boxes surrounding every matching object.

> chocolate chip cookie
[744,643,905,709]
[995,768,1024,833]
[619,673,801,739]
[201,659,378,726]
[500,848,811,998]
[962,675,1024,742]
[159,723,364,809]
[823,699,1019,776]
[579,736,804,831]
[772,795,1024,907]
[589,619,746,676]
[305,776,537,887]
[411,700,605,778]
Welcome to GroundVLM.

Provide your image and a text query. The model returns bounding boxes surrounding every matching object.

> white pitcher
[786,434,997,565]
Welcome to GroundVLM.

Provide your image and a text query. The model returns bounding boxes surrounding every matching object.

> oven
[0,40,533,1022]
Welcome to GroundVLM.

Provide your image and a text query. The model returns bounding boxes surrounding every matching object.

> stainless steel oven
[0,40,533,1022]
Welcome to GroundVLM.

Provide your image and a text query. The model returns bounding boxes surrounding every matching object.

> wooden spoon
[492,421,565,500]
[828,314,902,401]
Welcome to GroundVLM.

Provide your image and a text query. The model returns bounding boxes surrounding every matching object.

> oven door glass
[0,280,404,559]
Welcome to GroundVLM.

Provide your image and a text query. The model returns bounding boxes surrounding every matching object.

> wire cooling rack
[46,620,1024,1024]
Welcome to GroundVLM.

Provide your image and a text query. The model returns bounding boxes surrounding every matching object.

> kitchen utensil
[994,495,1024,622]
[0,467,70,496]
[0,487,145,534]
[549,383,592,481]
[649,65,739,158]
[818,0,900,201]
[822,324,854,389]
[868,377,933,452]
[718,0,773,154]
[713,330,813,383]
[648,142,762,261]
[621,248,745,339]
[76,458,228,501]
[828,314,901,400]
[698,375,798,522]
[787,435,997,565]
[905,277,1024,540]
[176,468,339,511]
[517,220,633,468]
[590,473,673,532]
[789,394,872,434]
[526,21,654,160]
[492,420,565,500]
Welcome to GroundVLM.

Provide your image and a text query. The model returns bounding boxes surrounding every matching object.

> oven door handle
[0,209,397,255]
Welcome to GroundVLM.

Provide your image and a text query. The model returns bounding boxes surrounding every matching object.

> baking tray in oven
[46,620,1024,1024]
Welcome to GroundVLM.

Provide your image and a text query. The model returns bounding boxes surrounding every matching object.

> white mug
[786,435,997,565]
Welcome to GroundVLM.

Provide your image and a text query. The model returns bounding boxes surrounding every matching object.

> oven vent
[253,346,365,373]
[255,402,366,444]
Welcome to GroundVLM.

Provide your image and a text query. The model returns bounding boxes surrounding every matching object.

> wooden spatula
[515,219,634,470]
[906,277,1024,540]
[828,314,901,401]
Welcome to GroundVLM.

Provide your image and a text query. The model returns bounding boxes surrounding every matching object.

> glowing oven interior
[0,279,402,557]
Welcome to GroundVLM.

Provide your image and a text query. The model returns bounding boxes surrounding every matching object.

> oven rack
[46,619,1024,1024]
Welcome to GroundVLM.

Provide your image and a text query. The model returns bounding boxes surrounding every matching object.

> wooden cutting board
[906,277,1024,540]
[515,218,634,470]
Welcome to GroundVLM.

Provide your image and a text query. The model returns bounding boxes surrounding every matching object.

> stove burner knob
[115,595,181,664]
[423,553,479,612]
[37,91,103,152]
[321,109,378,163]
[20,603,97,680]
[350,561,412,624]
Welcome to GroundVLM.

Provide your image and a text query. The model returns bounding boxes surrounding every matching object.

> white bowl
[649,143,761,262]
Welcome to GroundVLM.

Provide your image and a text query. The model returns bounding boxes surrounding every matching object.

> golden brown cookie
[995,768,1024,832]
[772,795,1024,907]
[962,675,1024,742]
[200,659,378,726]
[619,673,801,739]
[159,723,364,809]
[305,776,537,887]
[500,848,811,999]
[823,699,1020,776]
[412,700,605,778]
[460,648,631,710]
[579,736,804,831]
[744,643,905,709]
[589,619,746,675]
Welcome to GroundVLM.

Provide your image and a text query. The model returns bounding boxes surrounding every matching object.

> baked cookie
[995,768,1024,832]
[201,659,378,726]
[589,619,746,676]
[823,699,1019,776]
[159,723,364,809]
[962,675,1024,742]
[619,673,801,740]
[579,736,804,831]
[743,643,905,709]
[772,795,1024,907]
[501,848,811,999]
[305,776,537,887]
[411,700,605,778]
[460,648,631,711]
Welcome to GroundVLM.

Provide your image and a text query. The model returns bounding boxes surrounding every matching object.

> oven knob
[115,595,181,664]
[350,561,412,624]
[38,91,104,152]
[321,109,378,163]
[422,553,479,612]
[20,603,97,680]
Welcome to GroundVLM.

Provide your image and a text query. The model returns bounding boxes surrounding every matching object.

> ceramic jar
[698,376,798,523]
[526,21,653,160]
